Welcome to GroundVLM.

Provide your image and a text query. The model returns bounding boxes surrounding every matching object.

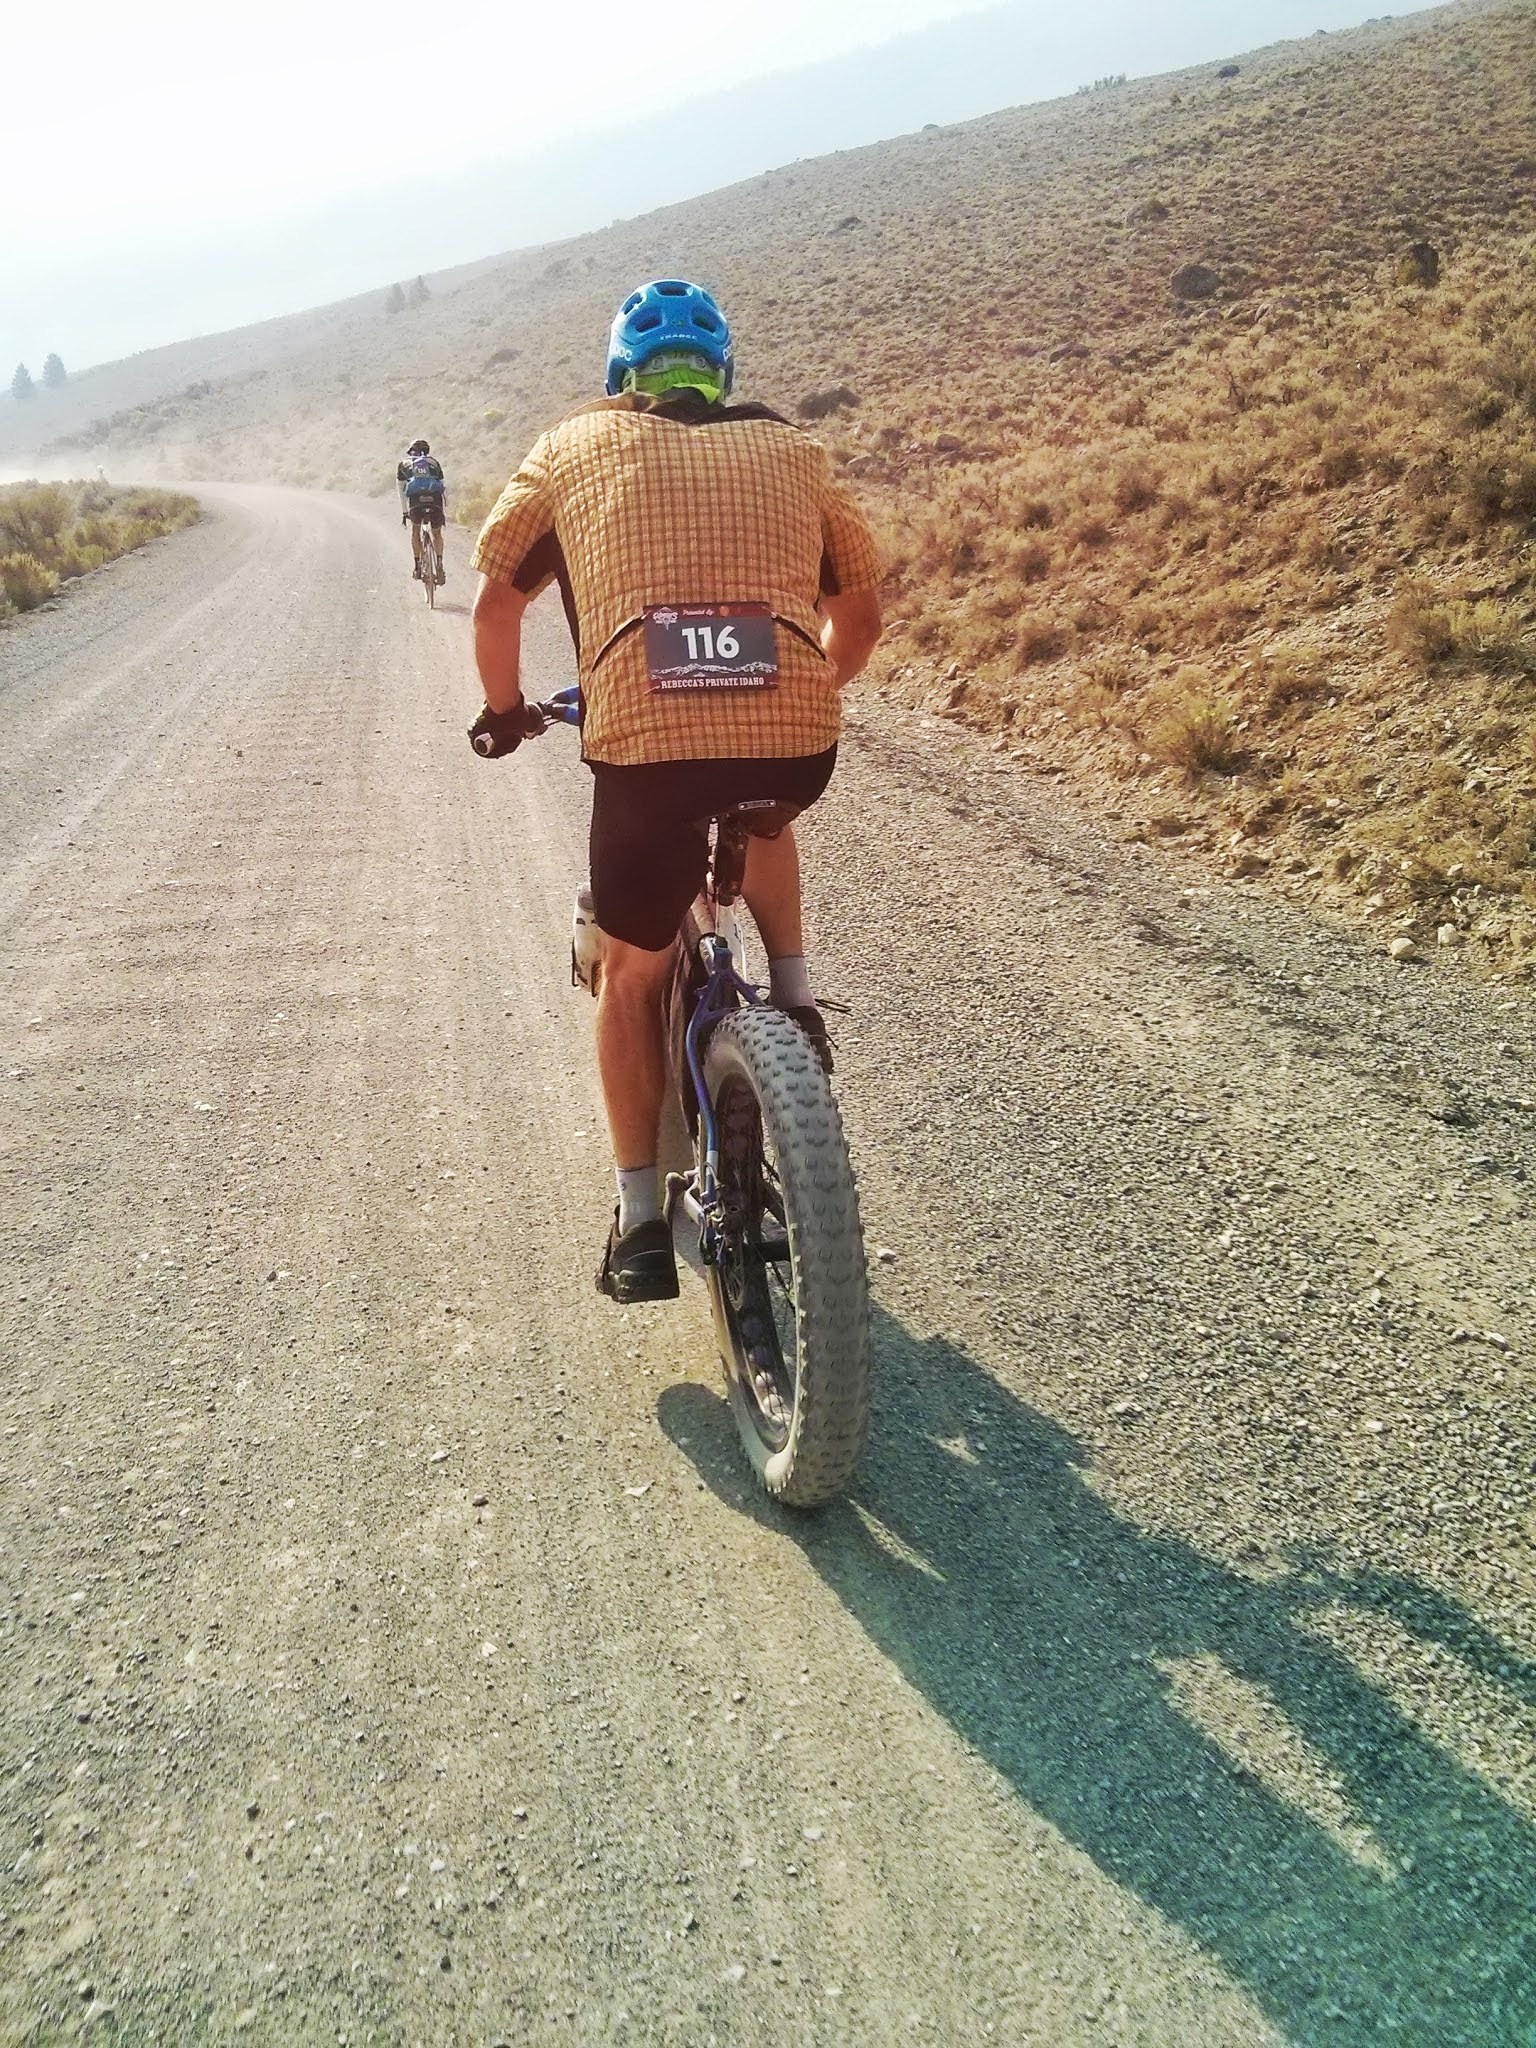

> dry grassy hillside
[43,0,1536,972]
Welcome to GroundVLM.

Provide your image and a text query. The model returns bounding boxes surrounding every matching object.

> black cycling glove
[469,701,544,759]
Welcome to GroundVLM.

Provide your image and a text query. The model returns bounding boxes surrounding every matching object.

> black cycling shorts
[589,749,837,951]
[409,499,445,529]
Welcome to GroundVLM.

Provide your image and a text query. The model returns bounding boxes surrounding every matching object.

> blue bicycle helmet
[605,279,734,397]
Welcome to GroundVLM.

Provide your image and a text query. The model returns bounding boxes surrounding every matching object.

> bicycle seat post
[711,813,751,911]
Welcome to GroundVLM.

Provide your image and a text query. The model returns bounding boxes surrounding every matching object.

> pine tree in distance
[11,363,34,402]
[384,282,407,316]
[42,354,66,388]
[408,275,430,307]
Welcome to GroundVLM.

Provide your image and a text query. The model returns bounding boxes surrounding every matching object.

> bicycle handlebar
[537,686,581,727]
[469,686,579,758]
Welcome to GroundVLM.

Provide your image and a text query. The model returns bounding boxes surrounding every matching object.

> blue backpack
[405,455,443,503]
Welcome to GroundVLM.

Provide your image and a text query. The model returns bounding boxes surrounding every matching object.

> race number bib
[643,603,779,692]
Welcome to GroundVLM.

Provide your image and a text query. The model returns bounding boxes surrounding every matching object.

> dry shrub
[54,542,108,580]
[1126,597,1172,651]
[1155,490,1197,529]
[980,578,1024,620]
[453,478,504,528]
[0,553,58,610]
[1261,645,1330,709]
[116,487,197,529]
[1074,655,1144,728]
[1011,538,1052,583]
[1145,667,1244,776]
[1073,680,1125,729]
[1388,584,1535,678]
[1456,436,1536,527]
[1315,440,1367,489]
[1016,616,1069,666]
[1447,598,1536,682]
[1112,464,1162,514]
[1386,581,1455,665]
[1084,650,1142,697]
[0,484,74,557]
[798,385,859,421]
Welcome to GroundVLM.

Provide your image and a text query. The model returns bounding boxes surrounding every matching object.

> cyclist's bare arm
[472,574,532,713]
[820,589,883,687]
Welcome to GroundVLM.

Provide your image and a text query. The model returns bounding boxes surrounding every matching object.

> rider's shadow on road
[658,1317,1536,2046]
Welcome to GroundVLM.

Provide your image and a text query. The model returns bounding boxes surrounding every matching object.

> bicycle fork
[666,931,760,1264]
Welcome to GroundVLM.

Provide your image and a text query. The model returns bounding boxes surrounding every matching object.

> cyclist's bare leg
[410,520,424,573]
[596,937,674,1171]
[742,824,804,958]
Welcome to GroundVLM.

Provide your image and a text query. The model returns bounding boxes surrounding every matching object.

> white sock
[768,954,815,1009]
[616,1165,660,1235]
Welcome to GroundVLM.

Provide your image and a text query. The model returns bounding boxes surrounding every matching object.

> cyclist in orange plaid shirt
[469,280,883,1302]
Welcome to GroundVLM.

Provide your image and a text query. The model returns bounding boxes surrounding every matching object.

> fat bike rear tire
[424,533,438,608]
[702,1007,869,1508]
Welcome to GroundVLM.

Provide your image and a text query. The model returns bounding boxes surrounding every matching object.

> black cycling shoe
[781,1003,834,1076]
[412,563,423,580]
[597,1212,680,1304]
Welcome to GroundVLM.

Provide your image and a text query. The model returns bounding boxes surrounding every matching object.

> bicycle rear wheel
[424,530,438,608]
[702,1007,869,1507]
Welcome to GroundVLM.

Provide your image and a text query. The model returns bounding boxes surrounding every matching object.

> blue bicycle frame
[681,934,763,1259]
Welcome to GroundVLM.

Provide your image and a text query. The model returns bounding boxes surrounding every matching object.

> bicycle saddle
[701,799,803,841]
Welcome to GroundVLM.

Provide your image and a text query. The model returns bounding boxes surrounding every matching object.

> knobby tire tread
[705,1007,870,1508]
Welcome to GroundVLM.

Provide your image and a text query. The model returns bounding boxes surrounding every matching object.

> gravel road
[2,487,1532,2046]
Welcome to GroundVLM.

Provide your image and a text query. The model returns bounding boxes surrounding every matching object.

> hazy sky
[14,0,986,251]
[9,0,1413,377]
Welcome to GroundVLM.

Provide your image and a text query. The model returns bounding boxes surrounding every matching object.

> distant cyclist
[468,279,883,1303]
[397,437,446,584]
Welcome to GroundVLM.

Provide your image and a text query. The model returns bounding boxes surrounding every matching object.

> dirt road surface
[2,488,1533,2045]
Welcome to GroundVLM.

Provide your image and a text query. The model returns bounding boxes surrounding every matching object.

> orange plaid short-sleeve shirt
[471,393,882,766]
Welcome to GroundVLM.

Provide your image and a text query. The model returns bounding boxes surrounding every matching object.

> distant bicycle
[515,686,872,1507]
